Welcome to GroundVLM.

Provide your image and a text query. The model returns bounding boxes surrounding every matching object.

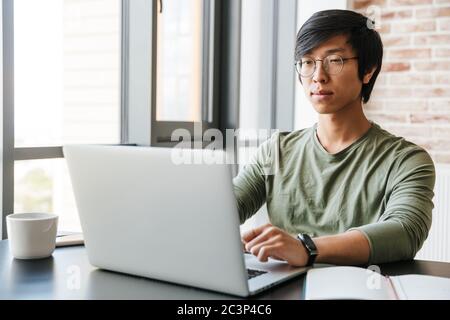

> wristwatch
[297,233,318,266]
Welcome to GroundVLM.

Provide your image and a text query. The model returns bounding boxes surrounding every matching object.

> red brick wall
[350,0,450,163]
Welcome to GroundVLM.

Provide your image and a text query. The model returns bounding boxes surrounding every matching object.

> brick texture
[349,0,450,164]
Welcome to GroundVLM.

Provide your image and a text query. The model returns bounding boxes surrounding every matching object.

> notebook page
[305,266,393,300]
[391,274,450,300]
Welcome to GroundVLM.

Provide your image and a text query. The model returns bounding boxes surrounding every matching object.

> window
[7,0,122,234]
[125,0,218,147]
[238,0,297,233]
[2,0,229,238]
[14,159,79,232]
[15,0,121,147]
[156,0,203,122]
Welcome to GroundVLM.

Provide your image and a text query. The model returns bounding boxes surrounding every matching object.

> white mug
[6,213,58,260]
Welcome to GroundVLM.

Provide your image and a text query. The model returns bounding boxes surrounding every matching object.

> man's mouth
[311,90,333,96]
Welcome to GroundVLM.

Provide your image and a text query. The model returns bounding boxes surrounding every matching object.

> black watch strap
[297,233,318,266]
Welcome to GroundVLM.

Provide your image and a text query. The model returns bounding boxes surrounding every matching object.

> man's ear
[363,66,377,84]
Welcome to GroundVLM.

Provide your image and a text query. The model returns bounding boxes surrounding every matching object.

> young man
[233,10,435,267]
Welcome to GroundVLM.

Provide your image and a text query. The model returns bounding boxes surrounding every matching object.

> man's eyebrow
[303,47,346,57]
[324,48,346,54]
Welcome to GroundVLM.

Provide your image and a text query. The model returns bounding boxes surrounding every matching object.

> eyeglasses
[295,54,358,78]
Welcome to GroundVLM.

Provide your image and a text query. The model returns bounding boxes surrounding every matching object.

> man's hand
[242,223,308,267]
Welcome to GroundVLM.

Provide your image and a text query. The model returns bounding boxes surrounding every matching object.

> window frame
[237,0,297,232]
[2,0,15,239]
[124,0,222,148]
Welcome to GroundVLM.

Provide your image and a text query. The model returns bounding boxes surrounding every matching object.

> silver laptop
[63,145,307,297]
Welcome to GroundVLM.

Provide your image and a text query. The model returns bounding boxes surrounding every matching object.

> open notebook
[305,266,450,300]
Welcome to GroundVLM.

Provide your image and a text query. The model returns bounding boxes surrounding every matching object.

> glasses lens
[299,58,315,77]
[324,55,343,75]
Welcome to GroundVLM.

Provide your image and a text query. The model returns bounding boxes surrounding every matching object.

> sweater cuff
[349,220,412,265]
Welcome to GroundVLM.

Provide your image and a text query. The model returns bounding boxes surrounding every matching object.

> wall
[349,0,450,164]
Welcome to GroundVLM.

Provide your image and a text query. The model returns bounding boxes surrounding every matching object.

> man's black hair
[295,9,383,104]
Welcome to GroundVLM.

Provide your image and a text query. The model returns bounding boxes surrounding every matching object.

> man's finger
[245,226,281,252]
[242,223,272,243]
[257,244,282,263]
[245,230,274,252]
[242,241,250,253]
[248,236,278,257]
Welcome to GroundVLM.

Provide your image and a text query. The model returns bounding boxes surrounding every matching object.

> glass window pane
[156,0,203,122]
[14,0,120,147]
[14,159,81,233]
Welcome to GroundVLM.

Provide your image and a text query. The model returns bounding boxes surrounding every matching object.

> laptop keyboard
[247,268,267,280]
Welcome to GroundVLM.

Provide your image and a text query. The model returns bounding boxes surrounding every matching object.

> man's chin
[311,103,339,114]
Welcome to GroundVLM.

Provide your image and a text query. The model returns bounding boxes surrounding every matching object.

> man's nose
[312,61,328,83]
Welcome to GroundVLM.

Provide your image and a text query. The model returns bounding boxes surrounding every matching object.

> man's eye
[302,61,313,65]
[329,59,340,64]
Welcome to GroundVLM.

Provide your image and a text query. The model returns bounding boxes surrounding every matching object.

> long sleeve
[233,134,279,224]
[351,148,436,264]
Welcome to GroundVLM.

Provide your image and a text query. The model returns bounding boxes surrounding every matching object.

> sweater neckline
[311,122,377,159]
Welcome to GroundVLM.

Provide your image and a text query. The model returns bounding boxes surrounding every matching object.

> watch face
[297,233,318,266]
[300,234,318,255]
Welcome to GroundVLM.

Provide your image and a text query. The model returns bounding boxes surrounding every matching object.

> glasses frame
[295,55,358,78]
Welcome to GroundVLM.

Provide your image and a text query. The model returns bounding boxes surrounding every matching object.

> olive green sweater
[233,123,435,264]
